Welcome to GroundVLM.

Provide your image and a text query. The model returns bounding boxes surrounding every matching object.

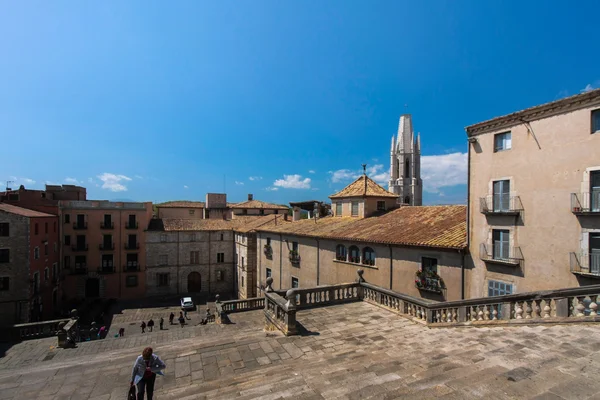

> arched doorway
[188,272,201,292]
[85,278,100,298]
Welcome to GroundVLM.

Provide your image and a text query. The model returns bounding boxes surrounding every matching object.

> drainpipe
[279,234,283,290]
[316,238,320,286]
[389,244,393,290]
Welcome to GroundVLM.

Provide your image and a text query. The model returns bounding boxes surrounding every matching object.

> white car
[180,297,195,311]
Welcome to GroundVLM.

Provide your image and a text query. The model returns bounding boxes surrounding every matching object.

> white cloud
[311,188,319,191]
[235,181,244,185]
[45,180,58,185]
[273,174,311,189]
[581,84,595,93]
[308,170,316,174]
[183,185,189,189]
[265,187,279,191]
[64,177,80,184]
[249,176,263,181]
[421,152,468,193]
[97,173,132,192]
[21,178,36,185]
[134,175,144,180]
[329,164,389,185]
[87,177,94,183]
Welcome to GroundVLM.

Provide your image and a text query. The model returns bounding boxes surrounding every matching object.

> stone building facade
[145,219,236,297]
[59,200,153,301]
[0,184,86,215]
[255,175,466,301]
[388,114,423,206]
[0,204,60,325]
[230,195,289,218]
[466,88,600,298]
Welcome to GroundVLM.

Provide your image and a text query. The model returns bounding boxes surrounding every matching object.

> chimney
[248,194,253,201]
[293,206,301,222]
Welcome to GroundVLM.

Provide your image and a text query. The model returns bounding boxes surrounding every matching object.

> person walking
[178,315,185,328]
[169,312,175,325]
[159,317,164,330]
[131,347,166,400]
[184,310,189,320]
[119,327,125,337]
[147,318,155,332]
[140,321,146,334]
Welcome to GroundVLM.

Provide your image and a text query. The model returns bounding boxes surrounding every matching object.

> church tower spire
[387,114,423,206]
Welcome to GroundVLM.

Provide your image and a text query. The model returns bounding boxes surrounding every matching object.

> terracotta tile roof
[235,215,290,233]
[148,218,235,231]
[230,199,289,210]
[329,175,398,199]
[256,205,467,250]
[155,201,205,209]
[0,203,56,218]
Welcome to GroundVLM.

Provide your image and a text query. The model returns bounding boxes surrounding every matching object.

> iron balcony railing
[126,221,139,229]
[289,251,301,265]
[71,244,88,252]
[480,195,523,215]
[571,192,600,214]
[570,251,600,277]
[99,243,114,250]
[100,221,114,229]
[72,222,87,230]
[97,266,115,274]
[124,242,140,250]
[480,243,523,266]
[125,264,141,272]
[70,267,87,275]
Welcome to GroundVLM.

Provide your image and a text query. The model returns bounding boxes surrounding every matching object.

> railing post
[285,290,298,335]
[265,277,274,293]
[500,303,511,320]
[457,306,467,322]
[554,298,570,317]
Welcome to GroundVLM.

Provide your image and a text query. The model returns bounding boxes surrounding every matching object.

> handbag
[128,385,136,400]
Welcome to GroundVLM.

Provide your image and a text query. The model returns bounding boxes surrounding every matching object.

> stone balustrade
[11,318,71,341]
[215,271,600,336]
[217,296,265,313]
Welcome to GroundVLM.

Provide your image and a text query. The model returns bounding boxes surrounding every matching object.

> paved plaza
[2,302,600,399]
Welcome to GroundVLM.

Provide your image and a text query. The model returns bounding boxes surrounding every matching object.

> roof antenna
[362,164,367,176]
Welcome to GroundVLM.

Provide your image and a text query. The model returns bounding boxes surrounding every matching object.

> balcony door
[492,229,510,260]
[590,233,600,275]
[591,171,600,212]
[493,180,510,212]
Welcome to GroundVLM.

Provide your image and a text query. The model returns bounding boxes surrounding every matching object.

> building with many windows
[254,175,467,301]
[0,203,60,325]
[59,200,153,300]
[466,88,600,297]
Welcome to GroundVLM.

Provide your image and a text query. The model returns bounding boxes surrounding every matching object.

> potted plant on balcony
[289,250,300,263]
[415,269,445,293]
[264,244,273,258]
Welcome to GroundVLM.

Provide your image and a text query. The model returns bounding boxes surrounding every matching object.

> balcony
[571,193,600,215]
[480,243,523,266]
[97,266,115,274]
[99,243,114,251]
[124,242,140,250]
[70,266,87,275]
[480,195,523,216]
[72,222,88,230]
[126,222,139,229]
[124,264,141,272]
[289,251,301,265]
[570,251,600,278]
[100,221,114,229]
[264,244,273,259]
[71,244,88,252]
[335,254,347,262]
[415,270,445,294]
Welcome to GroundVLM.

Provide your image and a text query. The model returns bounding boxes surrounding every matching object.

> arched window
[404,196,410,205]
[336,245,347,261]
[349,246,360,263]
[405,158,410,178]
[363,247,376,266]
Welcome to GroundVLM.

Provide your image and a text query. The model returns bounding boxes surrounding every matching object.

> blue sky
[1,2,598,205]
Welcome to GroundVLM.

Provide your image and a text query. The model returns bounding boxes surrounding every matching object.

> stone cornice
[465,88,600,136]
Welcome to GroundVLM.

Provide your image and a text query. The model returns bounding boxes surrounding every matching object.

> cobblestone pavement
[2,302,600,399]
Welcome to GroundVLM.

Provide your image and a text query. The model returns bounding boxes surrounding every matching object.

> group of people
[140,311,190,333]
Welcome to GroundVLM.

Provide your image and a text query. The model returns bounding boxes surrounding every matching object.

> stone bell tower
[388,114,423,206]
